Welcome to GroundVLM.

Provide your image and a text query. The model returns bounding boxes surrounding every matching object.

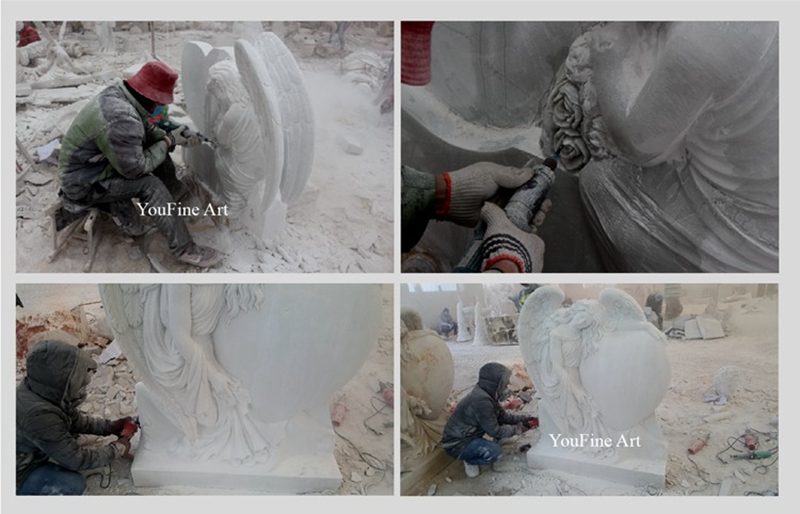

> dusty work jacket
[58,81,171,201]
[441,362,528,459]
[16,340,116,491]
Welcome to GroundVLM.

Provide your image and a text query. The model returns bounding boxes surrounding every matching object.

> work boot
[464,462,480,478]
[168,180,191,203]
[53,205,87,232]
[177,243,223,268]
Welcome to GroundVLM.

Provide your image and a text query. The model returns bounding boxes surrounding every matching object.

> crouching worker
[17,340,136,495]
[56,61,222,268]
[441,362,537,478]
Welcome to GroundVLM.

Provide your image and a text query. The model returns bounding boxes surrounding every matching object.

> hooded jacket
[58,81,171,201]
[17,340,116,491]
[441,362,528,458]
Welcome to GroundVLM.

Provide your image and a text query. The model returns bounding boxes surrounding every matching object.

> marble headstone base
[131,439,341,493]
[527,416,667,488]
[526,443,666,488]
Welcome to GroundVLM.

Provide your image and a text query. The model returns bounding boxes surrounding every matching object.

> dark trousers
[458,438,503,466]
[82,157,193,257]
[18,463,87,495]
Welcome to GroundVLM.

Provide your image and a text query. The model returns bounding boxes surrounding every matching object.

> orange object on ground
[688,434,710,454]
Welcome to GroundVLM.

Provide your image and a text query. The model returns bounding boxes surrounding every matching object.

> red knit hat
[127,61,178,105]
[401,22,435,86]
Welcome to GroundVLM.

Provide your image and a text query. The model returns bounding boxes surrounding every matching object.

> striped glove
[480,203,545,273]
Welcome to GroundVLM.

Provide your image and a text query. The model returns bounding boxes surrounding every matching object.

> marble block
[99,284,381,493]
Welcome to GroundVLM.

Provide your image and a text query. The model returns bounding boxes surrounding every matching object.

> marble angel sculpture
[518,286,670,460]
[400,308,454,463]
[99,283,382,491]
[539,22,778,272]
[100,284,270,464]
[181,32,315,241]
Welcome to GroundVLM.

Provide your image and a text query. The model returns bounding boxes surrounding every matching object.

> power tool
[120,417,139,438]
[156,117,217,149]
[454,154,558,272]
[732,450,775,460]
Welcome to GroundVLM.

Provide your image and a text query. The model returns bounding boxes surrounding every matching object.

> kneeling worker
[56,61,222,268]
[441,362,537,477]
[17,340,136,495]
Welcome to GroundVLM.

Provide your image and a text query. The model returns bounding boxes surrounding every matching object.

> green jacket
[58,81,171,200]
[17,340,115,491]
[401,165,436,253]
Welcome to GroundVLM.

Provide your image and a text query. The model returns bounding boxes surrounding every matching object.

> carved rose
[582,116,619,160]
[549,78,583,132]
[554,129,591,172]
[565,34,592,85]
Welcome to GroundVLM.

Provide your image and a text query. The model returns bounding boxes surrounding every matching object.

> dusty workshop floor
[16,22,393,273]
[412,295,779,497]
[15,283,394,495]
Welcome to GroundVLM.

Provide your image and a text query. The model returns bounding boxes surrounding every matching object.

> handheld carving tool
[454,153,559,272]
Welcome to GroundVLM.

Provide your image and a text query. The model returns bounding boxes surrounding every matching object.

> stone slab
[527,442,666,488]
[697,317,725,339]
[132,441,341,493]
[684,318,702,340]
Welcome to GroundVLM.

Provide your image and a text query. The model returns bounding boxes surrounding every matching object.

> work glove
[182,129,204,148]
[107,416,134,437]
[524,416,540,429]
[441,162,534,227]
[110,437,131,458]
[169,125,191,146]
[479,203,545,273]
[515,422,531,435]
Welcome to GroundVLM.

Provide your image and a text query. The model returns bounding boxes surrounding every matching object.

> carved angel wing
[599,288,663,341]
[517,286,564,392]
[98,284,198,439]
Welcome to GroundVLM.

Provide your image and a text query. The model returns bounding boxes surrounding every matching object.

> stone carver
[441,362,537,478]
[55,61,223,268]
[16,340,135,495]
[99,283,381,493]
[518,285,671,486]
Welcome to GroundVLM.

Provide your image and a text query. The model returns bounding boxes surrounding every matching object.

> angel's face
[572,311,593,330]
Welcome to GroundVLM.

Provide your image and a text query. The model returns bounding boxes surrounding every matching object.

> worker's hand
[480,203,545,273]
[169,125,191,146]
[182,129,204,148]
[442,162,534,227]
[107,416,134,437]
[110,437,131,458]
[515,422,531,435]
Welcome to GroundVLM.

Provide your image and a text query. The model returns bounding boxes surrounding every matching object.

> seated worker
[441,362,537,478]
[17,340,136,495]
[439,307,457,337]
[56,61,222,268]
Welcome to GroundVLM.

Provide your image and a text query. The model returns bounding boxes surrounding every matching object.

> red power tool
[120,417,139,438]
